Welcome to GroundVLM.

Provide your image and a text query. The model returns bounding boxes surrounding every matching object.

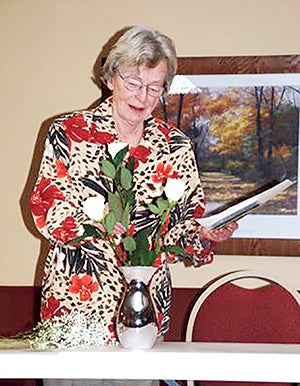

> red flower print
[184,244,196,255]
[129,145,151,168]
[63,115,115,145]
[108,317,117,339]
[56,159,69,179]
[52,216,80,243]
[41,295,70,320]
[157,124,171,141]
[157,312,164,331]
[89,126,115,144]
[152,253,162,267]
[196,249,214,266]
[69,274,99,301]
[29,177,65,228]
[41,296,60,320]
[63,115,90,142]
[194,204,205,219]
[151,162,178,184]
[167,252,177,263]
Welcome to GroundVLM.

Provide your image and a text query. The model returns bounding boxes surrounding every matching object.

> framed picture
[154,55,300,256]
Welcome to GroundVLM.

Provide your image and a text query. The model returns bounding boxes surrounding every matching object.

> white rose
[107,142,128,159]
[82,194,106,221]
[164,178,186,202]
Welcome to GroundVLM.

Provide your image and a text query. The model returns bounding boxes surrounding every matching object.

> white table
[0,342,300,382]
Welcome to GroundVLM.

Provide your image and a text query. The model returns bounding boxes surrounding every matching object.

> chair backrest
[185,270,300,386]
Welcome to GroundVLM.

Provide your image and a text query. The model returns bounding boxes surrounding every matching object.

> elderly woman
[29,26,236,385]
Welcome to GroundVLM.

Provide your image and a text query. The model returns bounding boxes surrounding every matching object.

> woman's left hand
[200,221,238,242]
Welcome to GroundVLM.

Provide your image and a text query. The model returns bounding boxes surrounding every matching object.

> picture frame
[175,55,300,256]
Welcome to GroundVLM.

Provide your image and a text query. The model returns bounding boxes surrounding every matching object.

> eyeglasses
[118,72,165,97]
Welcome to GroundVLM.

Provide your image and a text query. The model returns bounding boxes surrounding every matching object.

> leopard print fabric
[29,97,214,345]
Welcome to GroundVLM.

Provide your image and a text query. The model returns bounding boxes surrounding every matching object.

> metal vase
[117,266,158,349]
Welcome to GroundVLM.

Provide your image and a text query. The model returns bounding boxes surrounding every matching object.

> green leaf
[137,232,150,252]
[113,145,129,166]
[127,156,135,173]
[120,190,135,208]
[130,232,150,266]
[122,203,130,228]
[120,167,132,190]
[115,167,122,188]
[164,245,185,255]
[148,204,160,214]
[102,160,116,178]
[123,236,136,252]
[108,192,123,222]
[83,223,104,236]
[141,250,156,266]
[127,191,136,207]
[157,197,169,213]
[140,223,155,238]
[70,224,105,243]
[105,211,116,234]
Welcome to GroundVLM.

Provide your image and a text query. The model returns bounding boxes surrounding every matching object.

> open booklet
[196,177,295,231]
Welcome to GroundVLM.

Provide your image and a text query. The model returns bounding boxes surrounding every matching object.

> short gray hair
[101,26,177,91]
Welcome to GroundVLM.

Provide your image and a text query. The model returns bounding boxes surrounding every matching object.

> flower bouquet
[74,142,187,267]
[72,142,189,348]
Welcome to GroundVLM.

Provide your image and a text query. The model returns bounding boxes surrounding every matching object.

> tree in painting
[154,80,299,215]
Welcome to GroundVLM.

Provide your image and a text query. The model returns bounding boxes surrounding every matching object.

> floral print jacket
[29,97,213,346]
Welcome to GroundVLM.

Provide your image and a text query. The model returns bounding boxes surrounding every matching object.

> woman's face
[107,60,167,129]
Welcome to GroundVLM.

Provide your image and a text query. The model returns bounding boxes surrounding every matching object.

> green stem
[155,202,173,254]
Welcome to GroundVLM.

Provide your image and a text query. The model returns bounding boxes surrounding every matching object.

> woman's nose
[136,85,148,102]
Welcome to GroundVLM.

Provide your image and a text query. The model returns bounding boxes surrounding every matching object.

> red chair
[185,270,300,386]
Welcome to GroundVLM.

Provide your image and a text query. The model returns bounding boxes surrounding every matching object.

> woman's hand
[200,221,238,242]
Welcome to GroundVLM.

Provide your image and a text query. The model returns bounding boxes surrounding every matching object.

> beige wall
[1,0,299,286]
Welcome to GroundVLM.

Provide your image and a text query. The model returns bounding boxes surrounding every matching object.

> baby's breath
[29,310,118,350]
[0,310,118,351]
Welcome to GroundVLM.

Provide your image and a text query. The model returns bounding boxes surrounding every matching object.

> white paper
[196,178,295,231]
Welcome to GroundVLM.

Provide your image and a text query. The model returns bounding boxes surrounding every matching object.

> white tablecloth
[1,342,300,382]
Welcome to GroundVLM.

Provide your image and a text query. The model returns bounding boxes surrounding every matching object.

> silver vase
[117,266,158,349]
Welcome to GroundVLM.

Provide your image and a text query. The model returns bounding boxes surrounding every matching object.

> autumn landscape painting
[154,74,300,238]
